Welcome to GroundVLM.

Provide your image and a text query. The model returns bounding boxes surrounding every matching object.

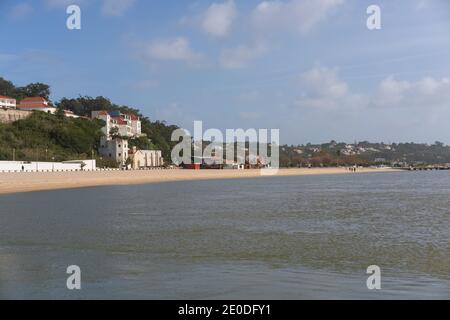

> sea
[0,171,449,299]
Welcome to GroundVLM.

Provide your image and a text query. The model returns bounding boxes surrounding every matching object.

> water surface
[0,171,449,299]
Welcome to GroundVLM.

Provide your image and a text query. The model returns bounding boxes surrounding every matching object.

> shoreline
[0,167,401,195]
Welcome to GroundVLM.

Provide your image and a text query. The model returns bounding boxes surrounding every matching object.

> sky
[2,0,450,144]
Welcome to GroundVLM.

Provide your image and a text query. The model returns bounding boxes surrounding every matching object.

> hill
[0,77,179,164]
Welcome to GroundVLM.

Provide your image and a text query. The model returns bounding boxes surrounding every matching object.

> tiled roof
[0,95,15,100]
[111,117,128,125]
[125,113,139,121]
[94,111,109,116]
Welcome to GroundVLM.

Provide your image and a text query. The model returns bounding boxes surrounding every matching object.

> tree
[17,83,51,100]
[0,77,17,98]
[55,107,66,119]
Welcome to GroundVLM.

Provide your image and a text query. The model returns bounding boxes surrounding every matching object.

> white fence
[0,160,96,173]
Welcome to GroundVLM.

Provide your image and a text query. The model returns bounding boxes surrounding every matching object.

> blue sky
[2,0,450,144]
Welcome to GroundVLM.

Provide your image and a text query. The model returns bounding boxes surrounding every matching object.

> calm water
[0,171,449,299]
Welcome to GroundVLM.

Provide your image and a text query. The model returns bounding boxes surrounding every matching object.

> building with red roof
[17,97,57,114]
[0,95,17,109]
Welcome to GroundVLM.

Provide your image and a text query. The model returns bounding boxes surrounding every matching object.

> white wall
[0,160,96,173]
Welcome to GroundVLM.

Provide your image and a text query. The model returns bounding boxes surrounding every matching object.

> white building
[17,97,57,114]
[92,111,144,165]
[129,147,163,169]
[92,111,112,137]
[0,95,16,109]
[0,160,96,173]
[98,136,129,165]
[91,111,142,139]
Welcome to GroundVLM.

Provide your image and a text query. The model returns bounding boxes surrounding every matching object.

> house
[98,136,129,165]
[0,95,16,109]
[92,110,144,165]
[17,97,57,114]
[91,110,142,138]
[129,147,164,169]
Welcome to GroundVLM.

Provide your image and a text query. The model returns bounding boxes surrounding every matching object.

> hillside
[280,141,450,167]
[0,111,114,165]
[0,77,179,163]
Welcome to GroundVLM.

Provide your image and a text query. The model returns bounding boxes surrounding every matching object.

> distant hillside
[280,141,450,167]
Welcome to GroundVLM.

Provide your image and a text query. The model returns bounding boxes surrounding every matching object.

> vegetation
[279,141,450,167]
[0,77,179,163]
[57,96,179,160]
[0,112,109,163]
[0,77,50,101]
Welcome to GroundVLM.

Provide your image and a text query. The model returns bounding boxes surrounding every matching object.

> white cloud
[220,43,267,69]
[251,0,344,34]
[101,0,135,17]
[202,0,237,38]
[374,76,450,109]
[296,67,450,111]
[296,67,365,109]
[10,3,33,20]
[143,37,204,64]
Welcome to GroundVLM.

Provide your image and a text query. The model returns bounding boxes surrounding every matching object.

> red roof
[0,95,15,100]
[94,111,109,116]
[111,117,128,125]
[125,113,139,121]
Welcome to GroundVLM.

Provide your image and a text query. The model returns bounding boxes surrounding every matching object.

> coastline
[0,167,401,195]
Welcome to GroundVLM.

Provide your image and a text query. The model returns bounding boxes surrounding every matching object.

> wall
[0,160,96,173]
[0,109,32,124]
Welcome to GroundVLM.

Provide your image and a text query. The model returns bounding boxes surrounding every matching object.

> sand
[0,167,401,195]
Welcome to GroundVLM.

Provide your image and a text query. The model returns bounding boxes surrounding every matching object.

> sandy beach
[0,167,401,195]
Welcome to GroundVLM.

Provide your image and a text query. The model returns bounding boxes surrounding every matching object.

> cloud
[251,0,344,34]
[10,3,33,20]
[296,67,365,109]
[141,37,204,65]
[220,43,267,69]
[101,0,136,17]
[201,0,237,38]
[374,76,450,109]
[296,67,450,111]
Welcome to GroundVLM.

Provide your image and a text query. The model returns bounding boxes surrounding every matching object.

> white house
[17,97,57,114]
[92,111,142,139]
[92,111,144,165]
[129,147,163,169]
[0,95,16,109]
[98,136,129,165]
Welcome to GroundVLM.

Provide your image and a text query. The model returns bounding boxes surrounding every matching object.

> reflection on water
[0,171,449,299]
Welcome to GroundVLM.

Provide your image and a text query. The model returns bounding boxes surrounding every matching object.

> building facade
[17,97,57,114]
[92,110,144,165]
[98,136,129,166]
[0,95,16,109]
[129,147,164,169]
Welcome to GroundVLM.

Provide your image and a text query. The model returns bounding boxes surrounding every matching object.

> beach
[0,167,400,195]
